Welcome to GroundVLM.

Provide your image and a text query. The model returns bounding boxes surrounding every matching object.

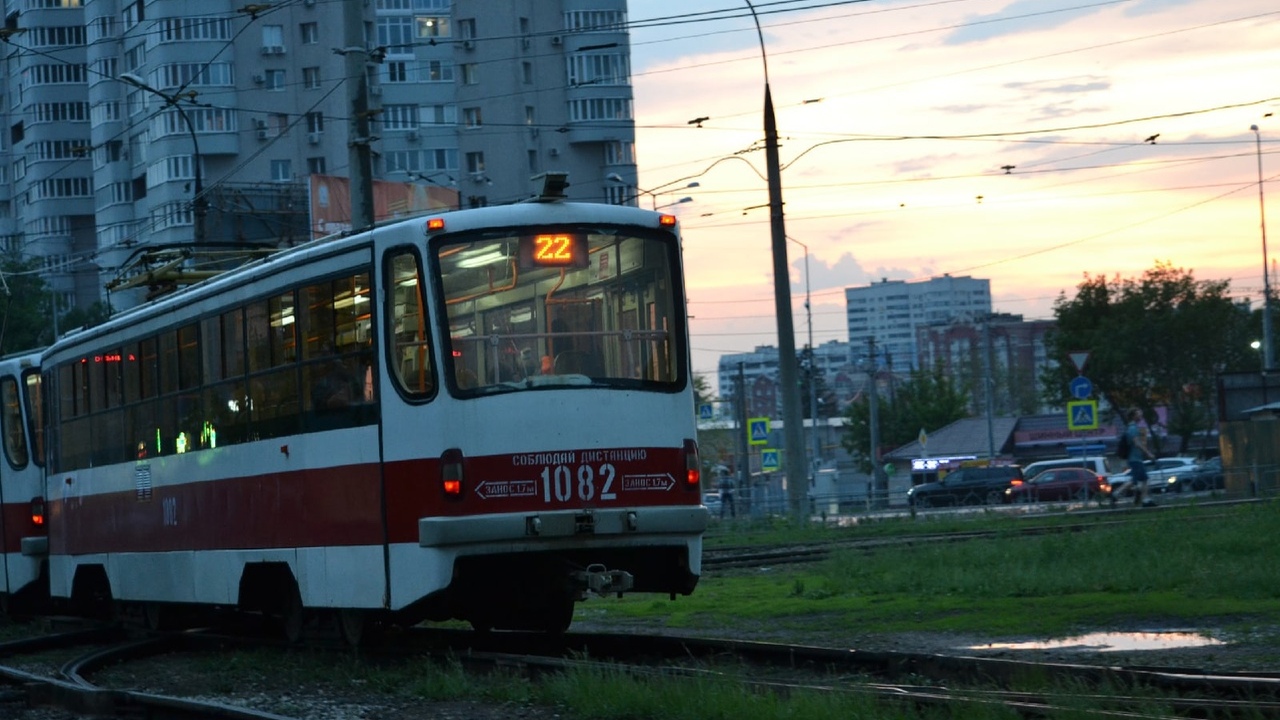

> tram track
[1,620,1277,719]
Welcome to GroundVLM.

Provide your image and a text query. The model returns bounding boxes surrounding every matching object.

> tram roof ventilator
[526,172,569,203]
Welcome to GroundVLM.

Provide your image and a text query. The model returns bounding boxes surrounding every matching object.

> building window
[303,67,321,89]
[521,62,532,84]
[462,107,481,128]
[306,112,324,133]
[457,18,475,39]
[604,141,634,165]
[307,157,326,175]
[381,105,418,131]
[417,16,450,38]
[423,104,456,124]
[261,24,284,52]
[265,69,286,91]
[270,159,291,182]
[385,61,408,83]
[568,97,632,121]
[423,60,453,83]
[300,22,318,44]
[464,151,484,174]
[527,150,538,175]
[460,63,478,85]
[568,53,630,86]
[377,17,414,55]
[564,10,627,32]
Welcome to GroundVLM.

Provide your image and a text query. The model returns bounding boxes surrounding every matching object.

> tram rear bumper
[420,505,708,547]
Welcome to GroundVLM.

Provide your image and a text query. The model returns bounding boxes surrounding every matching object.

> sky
[620,0,1280,379]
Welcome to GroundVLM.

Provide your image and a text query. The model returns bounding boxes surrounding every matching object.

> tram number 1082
[540,463,618,503]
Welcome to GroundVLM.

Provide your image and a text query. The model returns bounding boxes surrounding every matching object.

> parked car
[1167,457,1224,492]
[1004,466,1108,504]
[1022,456,1116,482]
[1107,456,1199,499]
[907,465,1024,508]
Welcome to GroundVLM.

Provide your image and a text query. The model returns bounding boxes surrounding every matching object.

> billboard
[309,174,460,240]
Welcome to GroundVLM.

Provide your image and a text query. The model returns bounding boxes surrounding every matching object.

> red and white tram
[42,179,706,636]
[0,351,45,612]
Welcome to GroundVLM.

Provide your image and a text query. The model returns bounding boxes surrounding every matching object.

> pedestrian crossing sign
[761,449,780,472]
[748,417,770,446]
[1067,400,1098,430]
[698,403,713,420]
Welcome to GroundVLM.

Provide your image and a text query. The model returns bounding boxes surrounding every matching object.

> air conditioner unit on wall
[257,129,269,140]
[252,73,264,84]
[550,35,562,46]
[307,132,321,145]
[407,130,419,142]
[549,148,559,157]
[369,86,382,97]
[462,39,474,50]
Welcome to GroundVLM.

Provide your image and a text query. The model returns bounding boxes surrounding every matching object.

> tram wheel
[280,586,305,644]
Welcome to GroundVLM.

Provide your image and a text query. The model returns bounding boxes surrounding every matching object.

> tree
[692,372,714,416]
[0,255,56,354]
[840,365,971,473]
[1041,262,1255,453]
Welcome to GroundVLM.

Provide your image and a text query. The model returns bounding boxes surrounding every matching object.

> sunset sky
[622,0,1280,378]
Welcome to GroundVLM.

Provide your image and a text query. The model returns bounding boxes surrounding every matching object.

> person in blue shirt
[1126,408,1156,507]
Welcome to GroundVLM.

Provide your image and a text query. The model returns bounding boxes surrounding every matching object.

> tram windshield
[433,225,683,394]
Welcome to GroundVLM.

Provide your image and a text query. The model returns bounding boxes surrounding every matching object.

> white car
[1107,457,1199,499]
[1022,456,1115,482]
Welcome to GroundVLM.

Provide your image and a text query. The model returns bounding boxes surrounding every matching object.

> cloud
[943,0,1117,46]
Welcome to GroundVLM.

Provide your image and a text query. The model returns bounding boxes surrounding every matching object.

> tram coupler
[572,563,634,599]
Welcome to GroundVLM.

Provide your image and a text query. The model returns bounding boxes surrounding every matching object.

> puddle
[967,631,1224,653]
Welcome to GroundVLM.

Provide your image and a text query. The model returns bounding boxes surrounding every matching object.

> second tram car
[0,351,45,612]
[41,184,706,637]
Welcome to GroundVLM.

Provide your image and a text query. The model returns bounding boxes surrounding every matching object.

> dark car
[1003,467,1107,504]
[1168,457,1224,492]
[907,466,1024,508]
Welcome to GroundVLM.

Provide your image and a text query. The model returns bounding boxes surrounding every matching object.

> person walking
[1125,408,1156,507]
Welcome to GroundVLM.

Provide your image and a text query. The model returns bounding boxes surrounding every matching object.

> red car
[1003,467,1108,504]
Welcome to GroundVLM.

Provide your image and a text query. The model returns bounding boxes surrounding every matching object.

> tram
[40,175,706,637]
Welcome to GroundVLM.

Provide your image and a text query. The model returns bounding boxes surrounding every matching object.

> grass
[591,502,1280,638]
[70,502,1280,719]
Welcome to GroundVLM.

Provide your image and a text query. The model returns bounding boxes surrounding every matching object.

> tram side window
[1,376,28,468]
[386,250,434,397]
[24,372,42,467]
[300,272,377,430]
[247,293,301,440]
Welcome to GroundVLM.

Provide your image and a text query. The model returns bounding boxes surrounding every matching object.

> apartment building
[1,0,635,311]
[845,275,991,371]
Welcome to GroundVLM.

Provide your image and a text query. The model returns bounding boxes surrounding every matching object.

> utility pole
[344,0,374,232]
[736,363,749,516]
[867,337,886,507]
[984,316,995,459]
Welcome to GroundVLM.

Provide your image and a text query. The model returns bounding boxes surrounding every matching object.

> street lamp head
[606,173,625,184]
[119,72,145,88]
[1252,124,1260,132]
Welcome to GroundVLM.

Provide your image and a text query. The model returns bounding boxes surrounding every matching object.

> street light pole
[605,173,699,209]
[788,236,819,488]
[744,1,805,521]
[119,73,206,244]
[1252,123,1273,371]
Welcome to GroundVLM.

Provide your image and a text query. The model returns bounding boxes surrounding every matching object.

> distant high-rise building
[845,275,991,370]
[2,0,635,312]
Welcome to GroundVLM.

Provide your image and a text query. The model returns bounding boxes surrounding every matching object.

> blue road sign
[698,403,713,420]
[761,449,780,472]
[1067,400,1099,430]
[1069,375,1093,399]
[748,417,770,446]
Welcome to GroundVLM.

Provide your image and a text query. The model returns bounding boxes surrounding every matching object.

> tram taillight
[683,439,700,489]
[658,214,677,227]
[441,448,464,499]
[30,496,45,526]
